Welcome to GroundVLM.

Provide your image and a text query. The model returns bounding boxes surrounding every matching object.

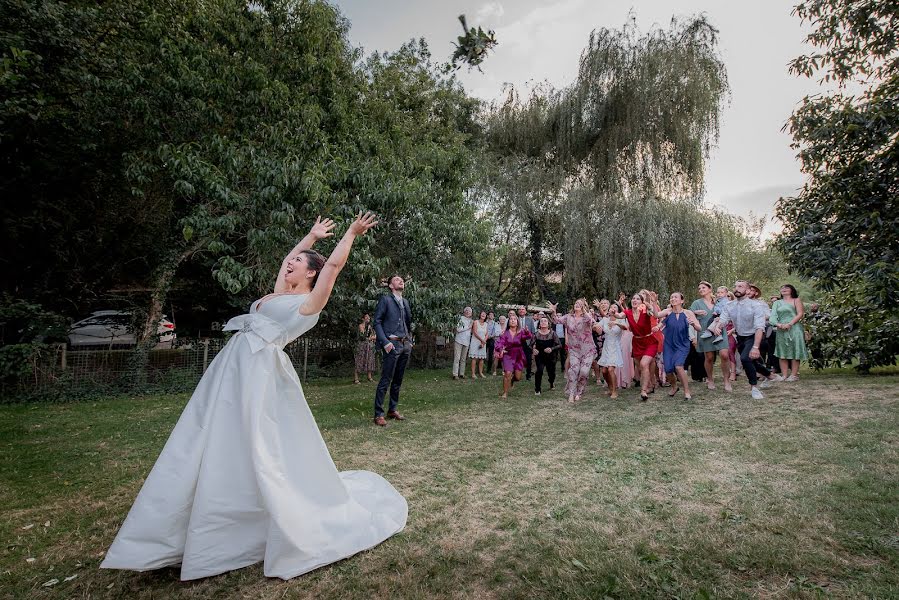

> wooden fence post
[59,343,67,371]
[202,339,210,373]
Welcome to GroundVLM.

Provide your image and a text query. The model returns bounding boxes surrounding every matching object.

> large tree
[484,15,731,300]
[1,0,363,330]
[0,0,168,312]
[322,39,493,342]
[776,0,898,370]
[1,0,491,359]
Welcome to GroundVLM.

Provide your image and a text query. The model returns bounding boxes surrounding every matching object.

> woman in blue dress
[653,292,702,400]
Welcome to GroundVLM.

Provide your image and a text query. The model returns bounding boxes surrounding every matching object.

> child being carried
[700,286,730,343]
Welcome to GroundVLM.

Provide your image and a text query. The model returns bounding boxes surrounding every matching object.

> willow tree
[485,14,730,299]
[483,83,565,300]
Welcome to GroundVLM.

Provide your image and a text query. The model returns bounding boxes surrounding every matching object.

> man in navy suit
[372,275,413,427]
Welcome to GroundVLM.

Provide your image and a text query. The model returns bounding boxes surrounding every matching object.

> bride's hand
[309,216,336,240]
[349,211,379,236]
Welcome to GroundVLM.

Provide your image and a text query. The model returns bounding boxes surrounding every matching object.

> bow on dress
[223,313,289,353]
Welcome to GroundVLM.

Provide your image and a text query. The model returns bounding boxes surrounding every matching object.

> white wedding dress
[101,294,408,580]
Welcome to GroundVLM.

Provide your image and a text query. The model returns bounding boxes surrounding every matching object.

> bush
[0,296,67,387]
[806,288,899,373]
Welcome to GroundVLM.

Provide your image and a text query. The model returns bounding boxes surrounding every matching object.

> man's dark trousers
[524,342,533,379]
[755,336,773,378]
[736,335,762,386]
[374,340,412,417]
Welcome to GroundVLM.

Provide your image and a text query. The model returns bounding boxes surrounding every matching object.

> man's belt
[388,336,410,343]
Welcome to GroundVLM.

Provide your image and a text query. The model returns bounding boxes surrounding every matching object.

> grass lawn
[1,367,897,599]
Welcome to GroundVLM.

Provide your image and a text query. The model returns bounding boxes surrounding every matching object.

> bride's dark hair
[299,249,326,287]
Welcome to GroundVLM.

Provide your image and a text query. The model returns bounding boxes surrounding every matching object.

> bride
[101,212,407,581]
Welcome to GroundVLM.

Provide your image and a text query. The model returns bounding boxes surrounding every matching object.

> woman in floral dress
[591,299,608,387]
[549,298,601,404]
[468,311,489,378]
[353,313,376,384]
[597,303,628,399]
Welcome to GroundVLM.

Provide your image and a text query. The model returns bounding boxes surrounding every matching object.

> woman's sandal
[668,386,679,397]
[640,393,648,402]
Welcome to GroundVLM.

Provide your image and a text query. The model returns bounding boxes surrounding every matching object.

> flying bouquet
[450,14,498,71]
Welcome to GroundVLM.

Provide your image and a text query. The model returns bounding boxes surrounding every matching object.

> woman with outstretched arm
[102,213,409,582]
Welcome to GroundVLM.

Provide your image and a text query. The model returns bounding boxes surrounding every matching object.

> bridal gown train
[101,294,408,580]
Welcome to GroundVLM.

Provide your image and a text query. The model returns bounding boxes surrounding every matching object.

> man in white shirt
[718,280,768,399]
[748,283,783,388]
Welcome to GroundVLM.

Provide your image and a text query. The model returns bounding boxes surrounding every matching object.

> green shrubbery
[0,297,67,391]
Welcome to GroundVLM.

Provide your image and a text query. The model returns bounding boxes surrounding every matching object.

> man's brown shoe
[373,416,387,427]
[387,411,405,421]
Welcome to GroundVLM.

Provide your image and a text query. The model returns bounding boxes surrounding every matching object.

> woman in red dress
[623,293,659,401]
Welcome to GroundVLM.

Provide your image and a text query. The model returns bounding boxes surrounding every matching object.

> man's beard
[734,291,745,298]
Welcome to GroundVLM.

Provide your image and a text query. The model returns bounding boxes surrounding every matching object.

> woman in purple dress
[494,314,532,399]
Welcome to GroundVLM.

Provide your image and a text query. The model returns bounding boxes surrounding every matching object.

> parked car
[67,311,176,350]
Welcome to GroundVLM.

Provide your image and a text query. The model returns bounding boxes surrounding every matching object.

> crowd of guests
[441,280,810,403]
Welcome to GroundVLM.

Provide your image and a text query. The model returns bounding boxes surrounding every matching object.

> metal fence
[5,334,455,400]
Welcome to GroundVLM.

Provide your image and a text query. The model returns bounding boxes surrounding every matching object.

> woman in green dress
[769,284,808,381]
[690,281,732,391]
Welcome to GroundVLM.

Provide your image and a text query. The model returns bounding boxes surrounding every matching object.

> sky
[333,0,828,234]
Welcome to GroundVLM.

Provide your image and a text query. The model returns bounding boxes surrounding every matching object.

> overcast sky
[334,0,827,232]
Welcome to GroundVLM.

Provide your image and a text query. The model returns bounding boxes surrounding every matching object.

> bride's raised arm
[300,212,378,316]
[273,217,336,293]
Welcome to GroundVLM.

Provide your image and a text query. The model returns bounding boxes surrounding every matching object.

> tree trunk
[127,245,198,388]
[528,216,549,300]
